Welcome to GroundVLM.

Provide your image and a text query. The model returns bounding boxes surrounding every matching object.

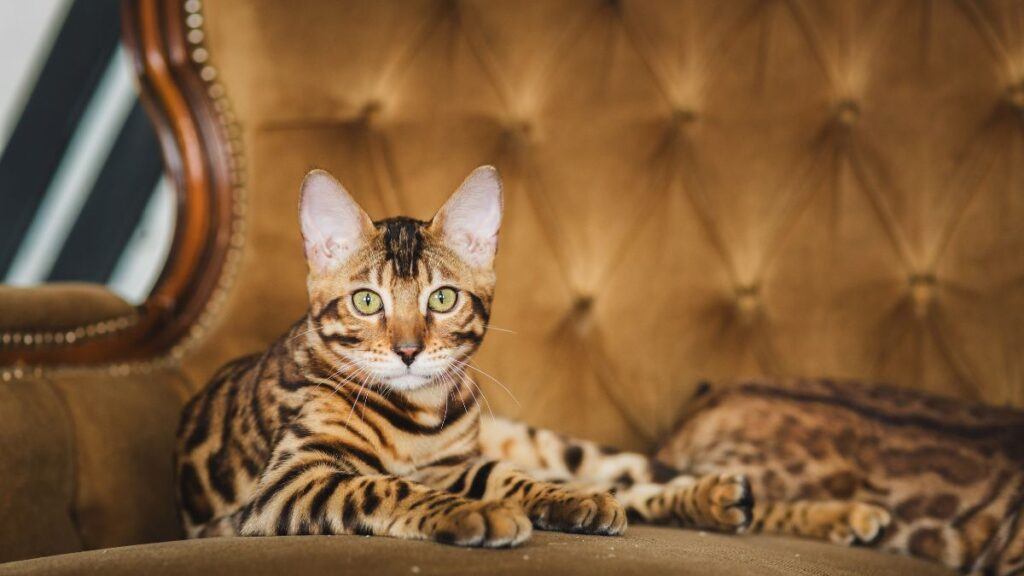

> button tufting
[671,108,698,128]
[361,101,382,123]
[568,295,595,336]
[1007,83,1024,110]
[505,119,533,140]
[735,285,760,320]
[909,274,936,319]
[835,100,859,126]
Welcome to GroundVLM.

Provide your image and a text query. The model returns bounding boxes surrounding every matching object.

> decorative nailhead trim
[166,0,247,363]
[1,0,247,382]
[1,315,138,350]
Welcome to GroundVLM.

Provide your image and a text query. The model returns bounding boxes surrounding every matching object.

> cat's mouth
[373,358,458,392]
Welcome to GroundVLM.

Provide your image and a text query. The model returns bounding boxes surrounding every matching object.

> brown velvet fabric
[0,527,953,576]
[192,0,1024,452]
[0,284,134,332]
[0,371,190,563]
[0,378,81,562]
[0,1,1017,573]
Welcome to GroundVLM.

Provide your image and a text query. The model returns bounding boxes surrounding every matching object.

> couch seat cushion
[0,527,951,576]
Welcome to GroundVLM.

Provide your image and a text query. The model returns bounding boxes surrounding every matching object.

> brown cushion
[0,370,191,563]
[0,528,953,576]
[0,284,136,338]
[0,377,81,562]
[48,370,191,551]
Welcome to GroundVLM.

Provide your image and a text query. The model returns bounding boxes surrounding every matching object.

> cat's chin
[385,374,433,392]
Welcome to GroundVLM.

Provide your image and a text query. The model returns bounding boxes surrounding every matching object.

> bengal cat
[656,379,1024,575]
[175,166,880,549]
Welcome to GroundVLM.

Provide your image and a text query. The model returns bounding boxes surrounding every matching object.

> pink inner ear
[437,166,503,266]
[450,231,497,260]
[299,170,369,271]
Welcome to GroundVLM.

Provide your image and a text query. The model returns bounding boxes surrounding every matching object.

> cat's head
[298,166,502,392]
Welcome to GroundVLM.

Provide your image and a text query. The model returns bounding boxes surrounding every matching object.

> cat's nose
[393,343,423,366]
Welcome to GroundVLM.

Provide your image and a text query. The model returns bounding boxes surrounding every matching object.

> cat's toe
[530,493,626,536]
[847,503,890,546]
[587,492,627,535]
[434,500,532,548]
[706,474,754,532]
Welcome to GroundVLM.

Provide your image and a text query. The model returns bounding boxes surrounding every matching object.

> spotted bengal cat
[175,166,882,549]
[657,379,1024,575]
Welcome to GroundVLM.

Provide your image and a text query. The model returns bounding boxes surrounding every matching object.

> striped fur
[175,167,755,546]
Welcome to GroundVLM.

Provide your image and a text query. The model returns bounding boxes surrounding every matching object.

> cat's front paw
[676,473,753,533]
[432,500,532,548]
[828,502,891,546]
[528,491,627,536]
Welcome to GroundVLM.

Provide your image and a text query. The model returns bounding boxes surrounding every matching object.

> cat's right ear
[299,169,374,272]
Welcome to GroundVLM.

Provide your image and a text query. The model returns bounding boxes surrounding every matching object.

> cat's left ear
[430,165,503,268]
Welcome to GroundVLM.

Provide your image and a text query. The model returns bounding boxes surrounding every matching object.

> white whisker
[455,367,493,421]
[451,358,520,407]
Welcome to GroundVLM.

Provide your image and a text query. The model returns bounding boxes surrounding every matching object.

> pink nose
[393,343,423,366]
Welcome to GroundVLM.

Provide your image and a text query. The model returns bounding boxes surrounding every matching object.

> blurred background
[0,0,173,304]
[1,0,1022,449]
[0,2,1021,570]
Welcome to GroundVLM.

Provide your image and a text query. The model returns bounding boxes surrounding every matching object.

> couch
[3,0,1020,573]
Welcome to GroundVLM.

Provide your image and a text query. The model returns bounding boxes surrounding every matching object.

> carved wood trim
[0,0,244,367]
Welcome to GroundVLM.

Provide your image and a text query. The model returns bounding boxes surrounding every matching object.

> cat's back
[656,378,1024,499]
[657,379,1024,572]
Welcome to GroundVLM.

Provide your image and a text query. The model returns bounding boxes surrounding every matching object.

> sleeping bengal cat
[657,379,1024,576]
[175,167,886,549]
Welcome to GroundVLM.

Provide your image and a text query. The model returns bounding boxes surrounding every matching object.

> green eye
[428,287,458,313]
[352,290,383,315]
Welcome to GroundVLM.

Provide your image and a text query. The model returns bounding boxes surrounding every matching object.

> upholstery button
[1007,83,1024,109]
[909,274,936,319]
[672,108,697,128]
[569,295,594,336]
[505,120,533,140]
[361,101,382,123]
[835,100,859,126]
[735,285,760,321]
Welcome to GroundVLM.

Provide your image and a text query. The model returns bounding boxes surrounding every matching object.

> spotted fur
[656,379,1024,575]
[175,167,751,547]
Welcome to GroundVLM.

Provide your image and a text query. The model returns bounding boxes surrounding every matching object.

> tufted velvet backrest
[191,0,1024,450]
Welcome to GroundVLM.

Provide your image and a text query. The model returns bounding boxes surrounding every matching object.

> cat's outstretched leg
[611,474,753,531]
[235,416,532,547]
[478,417,753,533]
[411,457,626,535]
[749,499,892,546]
